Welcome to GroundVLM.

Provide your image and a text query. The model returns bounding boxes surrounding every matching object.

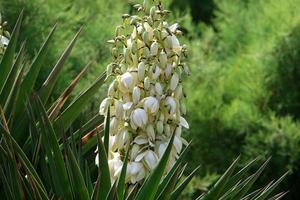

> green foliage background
[1,0,299,199]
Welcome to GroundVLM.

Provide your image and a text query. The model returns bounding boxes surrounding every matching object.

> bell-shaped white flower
[127,162,146,184]
[151,65,161,80]
[180,116,189,129]
[115,100,124,119]
[118,72,136,92]
[173,135,183,154]
[131,108,148,128]
[133,86,141,104]
[144,96,159,115]
[170,73,179,91]
[144,150,158,170]
[99,98,111,115]
[165,96,177,114]
[110,117,119,135]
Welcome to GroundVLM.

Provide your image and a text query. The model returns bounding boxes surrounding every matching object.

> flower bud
[108,81,116,97]
[150,41,158,55]
[170,73,179,91]
[144,77,151,90]
[174,84,183,99]
[131,108,148,128]
[159,51,167,68]
[180,116,189,129]
[138,62,146,81]
[146,124,155,141]
[133,86,141,104]
[156,120,164,134]
[180,100,187,115]
[155,82,163,95]
[115,101,124,118]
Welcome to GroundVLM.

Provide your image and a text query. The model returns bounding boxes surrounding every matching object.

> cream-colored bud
[106,64,113,75]
[159,51,167,68]
[175,126,182,137]
[174,84,183,99]
[131,144,140,159]
[144,77,151,90]
[170,73,179,91]
[164,124,171,136]
[156,121,164,134]
[155,82,163,95]
[150,41,158,55]
[173,135,183,153]
[164,63,173,78]
[108,81,116,97]
[146,124,155,141]
[144,22,154,41]
[144,96,159,115]
[142,31,149,44]
[133,86,141,104]
[131,108,148,128]
[180,116,189,129]
[115,100,124,118]
[180,100,187,115]
[138,62,146,81]
[183,63,190,75]
[120,64,127,73]
[144,46,150,58]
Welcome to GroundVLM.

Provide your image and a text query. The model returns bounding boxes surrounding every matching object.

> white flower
[144,150,158,170]
[131,108,148,128]
[123,102,133,111]
[165,96,177,115]
[99,98,111,115]
[127,162,146,184]
[169,23,179,33]
[180,116,189,129]
[115,100,124,119]
[164,64,173,78]
[118,72,136,92]
[157,142,167,158]
[133,86,141,104]
[144,96,159,115]
[170,73,179,91]
[174,84,183,99]
[151,65,161,80]
[0,36,9,46]
[173,136,183,154]
[134,135,148,145]
[115,128,131,148]
[108,152,123,181]
[110,117,119,135]
[167,35,181,53]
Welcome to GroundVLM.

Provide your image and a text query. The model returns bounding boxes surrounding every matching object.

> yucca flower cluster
[0,14,9,56]
[96,0,190,184]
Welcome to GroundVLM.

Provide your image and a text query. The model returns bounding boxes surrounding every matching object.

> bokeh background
[1,0,299,199]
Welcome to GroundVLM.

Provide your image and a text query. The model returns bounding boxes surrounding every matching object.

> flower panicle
[97,0,190,184]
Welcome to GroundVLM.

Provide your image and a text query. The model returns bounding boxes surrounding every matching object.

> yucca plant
[0,0,288,200]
